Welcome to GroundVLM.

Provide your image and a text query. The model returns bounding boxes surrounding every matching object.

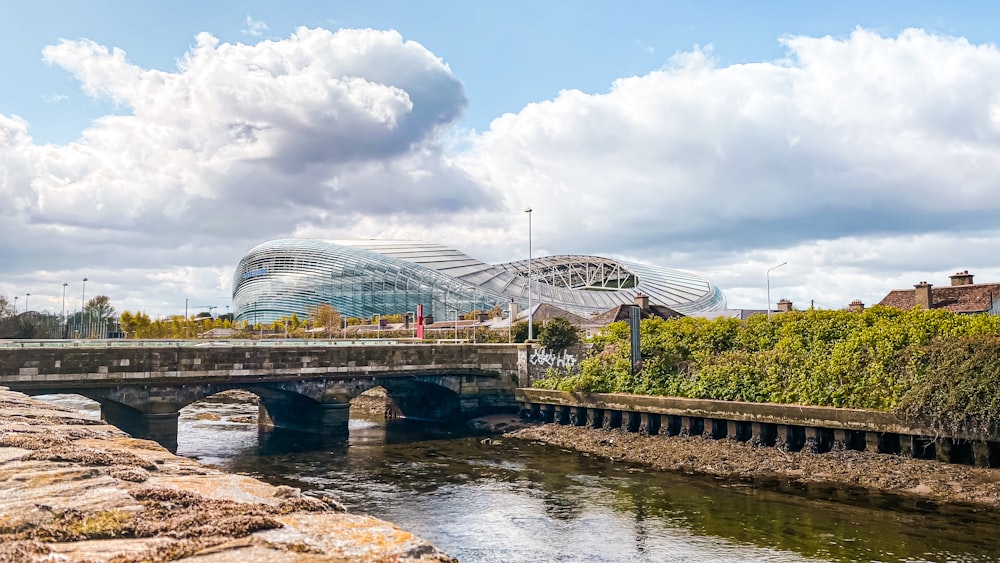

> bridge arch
[377,378,463,423]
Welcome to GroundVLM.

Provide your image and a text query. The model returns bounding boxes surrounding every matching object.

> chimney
[508,300,518,323]
[949,270,974,286]
[914,282,933,309]
[777,299,793,313]
[633,292,650,310]
[848,299,865,312]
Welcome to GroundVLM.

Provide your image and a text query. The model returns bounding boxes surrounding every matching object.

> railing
[0,339,406,349]
[0,338,510,349]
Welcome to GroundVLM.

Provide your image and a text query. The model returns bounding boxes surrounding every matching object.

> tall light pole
[62,283,68,338]
[525,207,533,341]
[13,296,18,314]
[509,299,514,344]
[766,262,787,320]
[81,277,88,339]
[24,293,30,313]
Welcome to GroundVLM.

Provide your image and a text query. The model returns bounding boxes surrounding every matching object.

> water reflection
[31,394,1000,562]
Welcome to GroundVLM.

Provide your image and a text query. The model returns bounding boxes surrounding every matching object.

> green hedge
[533,307,1000,432]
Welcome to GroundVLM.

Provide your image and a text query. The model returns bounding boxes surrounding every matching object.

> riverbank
[0,387,455,562]
[506,423,1000,510]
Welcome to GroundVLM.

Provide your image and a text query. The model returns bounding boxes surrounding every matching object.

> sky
[4,1,1000,319]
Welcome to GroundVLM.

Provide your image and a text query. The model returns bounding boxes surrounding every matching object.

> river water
[35,394,1000,562]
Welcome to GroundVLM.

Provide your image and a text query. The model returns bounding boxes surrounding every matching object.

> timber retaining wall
[516,389,1000,468]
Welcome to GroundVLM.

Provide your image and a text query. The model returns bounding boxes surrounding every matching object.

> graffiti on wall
[529,348,578,370]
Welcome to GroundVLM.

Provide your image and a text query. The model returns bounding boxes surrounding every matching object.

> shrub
[532,307,1000,416]
[537,317,581,351]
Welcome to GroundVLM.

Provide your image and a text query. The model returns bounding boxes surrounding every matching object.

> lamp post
[81,277,88,339]
[62,283,68,338]
[525,207,533,341]
[509,299,514,344]
[24,293,30,313]
[767,262,788,320]
[13,296,18,314]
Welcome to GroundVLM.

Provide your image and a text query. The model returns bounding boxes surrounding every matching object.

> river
[34,394,1000,562]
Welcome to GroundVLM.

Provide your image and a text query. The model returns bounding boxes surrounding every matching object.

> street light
[13,296,18,314]
[62,283,68,338]
[766,262,788,320]
[525,207,533,341]
[509,299,515,344]
[24,293,30,313]
[81,277,88,339]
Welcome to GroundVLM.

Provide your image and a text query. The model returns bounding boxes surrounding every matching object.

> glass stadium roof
[232,239,726,324]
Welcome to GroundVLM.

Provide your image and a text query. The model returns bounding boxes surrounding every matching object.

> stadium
[232,239,726,325]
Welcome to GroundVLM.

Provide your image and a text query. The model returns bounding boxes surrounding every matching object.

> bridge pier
[100,402,180,453]
[258,397,351,438]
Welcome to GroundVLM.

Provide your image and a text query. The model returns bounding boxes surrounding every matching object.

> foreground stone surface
[508,423,1000,508]
[0,387,456,562]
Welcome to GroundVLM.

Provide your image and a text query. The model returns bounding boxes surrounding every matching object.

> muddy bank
[507,423,1000,509]
[0,387,455,562]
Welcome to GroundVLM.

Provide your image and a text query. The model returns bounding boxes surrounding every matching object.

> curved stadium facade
[232,239,726,325]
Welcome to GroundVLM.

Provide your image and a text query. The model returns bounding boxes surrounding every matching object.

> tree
[0,295,14,319]
[119,311,135,338]
[311,304,341,338]
[511,320,529,343]
[86,295,115,322]
[538,317,581,351]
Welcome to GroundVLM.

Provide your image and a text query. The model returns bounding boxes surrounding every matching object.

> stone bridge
[0,342,531,451]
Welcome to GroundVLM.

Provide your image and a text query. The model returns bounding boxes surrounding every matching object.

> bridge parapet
[0,343,523,386]
[0,343,529,451]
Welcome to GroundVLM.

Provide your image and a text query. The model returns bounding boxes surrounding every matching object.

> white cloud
[449,28,1000,306]
[6,27,1000,315]
[0,27,490,315]
[242,15,269,37]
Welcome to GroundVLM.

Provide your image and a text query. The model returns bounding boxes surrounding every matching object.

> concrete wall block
[603,410,623,430]
[751,423,777,447]
[586,408,604,428]
[556,405,571,425]
[832,429,849,451]
[639,412,660,436]
[973,442,992,468]
[541,404,555,423]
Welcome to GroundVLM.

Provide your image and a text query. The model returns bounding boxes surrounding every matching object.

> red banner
[416,304,424,339]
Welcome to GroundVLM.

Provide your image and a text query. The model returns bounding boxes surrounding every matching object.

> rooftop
[878,281,1000,313]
